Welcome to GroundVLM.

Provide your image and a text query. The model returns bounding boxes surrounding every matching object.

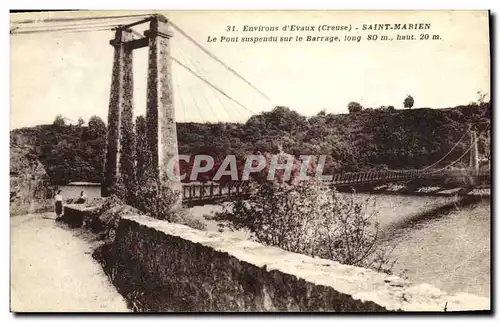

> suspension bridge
[10,13,491,207]
[181,126,490,205]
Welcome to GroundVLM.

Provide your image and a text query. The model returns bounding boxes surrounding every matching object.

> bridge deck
[181,169,490,204]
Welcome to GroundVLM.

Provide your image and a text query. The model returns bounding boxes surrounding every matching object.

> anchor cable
[176,41,235,121]
[168,54,256,115]
[169,20,272,102]
[175,44,221,123]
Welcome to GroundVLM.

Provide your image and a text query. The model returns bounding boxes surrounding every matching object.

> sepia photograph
[9,10,491,312]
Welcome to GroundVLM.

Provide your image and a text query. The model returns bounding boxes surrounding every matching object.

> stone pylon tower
[469,130,480,176]
[102,28,135,198]
[144,16,182,207]
[102,15,182,209]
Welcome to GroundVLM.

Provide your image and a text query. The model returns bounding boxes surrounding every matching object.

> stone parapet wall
[63,205,490,312]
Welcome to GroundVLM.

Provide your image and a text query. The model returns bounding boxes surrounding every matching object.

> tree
[477,90,488,106]
[387,105,395,112]
[403,95,414,109]
[77,117,85,127]
[87,115,106,140]
[85,115,106,182]
[214,181,396,273]
[347,101,363,113]
[53,114,65,128]
[135,115,148,183]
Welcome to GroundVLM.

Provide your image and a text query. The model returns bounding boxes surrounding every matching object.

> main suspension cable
[11,25,117,35]
[418,127,472,172]
[11,13,151,25]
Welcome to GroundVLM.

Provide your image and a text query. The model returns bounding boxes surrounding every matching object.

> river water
[60,185,490,298]
[189,193,491,298]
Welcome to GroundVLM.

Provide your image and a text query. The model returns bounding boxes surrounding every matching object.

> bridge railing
[182,168,489,203]
[183,181,250,202]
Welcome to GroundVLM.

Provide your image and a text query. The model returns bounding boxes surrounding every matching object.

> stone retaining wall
[60,204,100,228]
[63,205,491,312]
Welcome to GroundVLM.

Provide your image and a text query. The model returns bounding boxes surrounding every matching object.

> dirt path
[10,213,129,312]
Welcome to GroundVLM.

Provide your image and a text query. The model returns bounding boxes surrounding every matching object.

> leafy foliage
[347,101,363,113]
[10,145,53,215]
[11,115,106,185]
[53,114,65,128]
[135,115,148,183]
[404,95,414,109]
[132,165,206,228]
[10,103,491,185]
[213,181,395,272]
[134,175,181,220]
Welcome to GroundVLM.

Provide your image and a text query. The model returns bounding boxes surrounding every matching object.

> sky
[10,10,490,129]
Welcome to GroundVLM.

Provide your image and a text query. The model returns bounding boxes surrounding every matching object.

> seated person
[75,191,88,204]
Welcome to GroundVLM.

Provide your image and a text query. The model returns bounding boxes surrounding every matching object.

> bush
[132,167,206,229]
[134,180,180,221]
[214,181,396,273]
[347,101,363,113]
[134,183,206,230]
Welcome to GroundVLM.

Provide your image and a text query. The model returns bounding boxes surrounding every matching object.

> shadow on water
[382,194,488,240]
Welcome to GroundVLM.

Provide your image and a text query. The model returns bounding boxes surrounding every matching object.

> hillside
[10,103,491,185]
[10,116,107,185]
[10,141,52,215]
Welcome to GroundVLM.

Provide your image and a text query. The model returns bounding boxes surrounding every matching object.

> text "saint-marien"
[362,23,431,30]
